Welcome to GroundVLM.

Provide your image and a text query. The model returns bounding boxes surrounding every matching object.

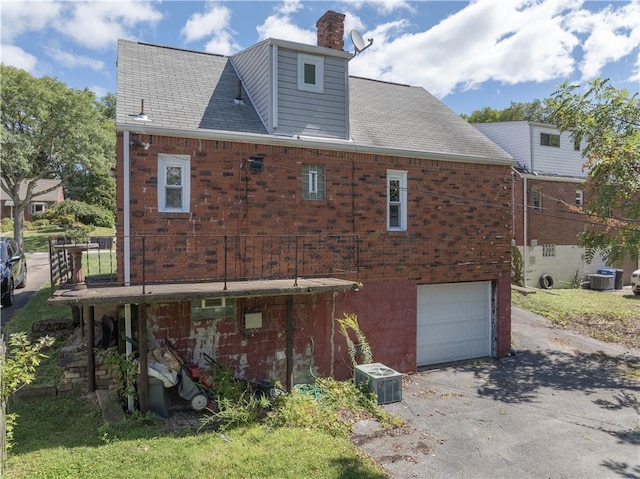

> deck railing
[50,234,359,293]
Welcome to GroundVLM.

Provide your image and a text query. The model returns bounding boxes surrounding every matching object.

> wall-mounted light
[249,156,264,173]
[130,140,149,150]
[136,99,150,121]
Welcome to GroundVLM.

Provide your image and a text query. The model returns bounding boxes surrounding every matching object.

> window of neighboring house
[297,53,324,93]
[387,170,407,231]
[532,189,542,211]
[302,164,326,200]
[542,244,556,257]
[574,139,581,151]
[575,189,583,206]
[30,203,46,215]
[158,154,190,212]
[540,133,560,147]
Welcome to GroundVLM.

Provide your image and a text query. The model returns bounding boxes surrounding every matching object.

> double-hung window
[302,164,326,200]
[540,133,560,147]
[158,154,190,212]
[387,170,407,231]
[532,189,542,211]
[297,53,324,93]
[575,189,583,206]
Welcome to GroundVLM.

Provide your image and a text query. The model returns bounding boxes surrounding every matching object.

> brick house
[52,12,514,396]
[1,179,64,223]
[474,121,636,288]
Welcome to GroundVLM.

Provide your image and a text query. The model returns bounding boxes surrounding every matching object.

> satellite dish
[350,29,373,55]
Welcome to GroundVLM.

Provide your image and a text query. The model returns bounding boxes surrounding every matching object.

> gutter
[115,123,516,167]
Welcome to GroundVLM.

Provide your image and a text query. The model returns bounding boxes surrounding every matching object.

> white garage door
[417,282,492,367]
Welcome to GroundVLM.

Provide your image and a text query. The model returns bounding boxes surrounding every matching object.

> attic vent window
[297,53,324,93]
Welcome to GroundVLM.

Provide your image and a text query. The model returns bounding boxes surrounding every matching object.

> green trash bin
[137,376,169,419]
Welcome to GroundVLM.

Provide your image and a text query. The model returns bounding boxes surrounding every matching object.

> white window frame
[297,53,324,93]
[532,189,542,211]
[387,170,407,231]
[158,154,190,213]
[575,189,583,206]
[30,203,47,215]
[302,164,326,200]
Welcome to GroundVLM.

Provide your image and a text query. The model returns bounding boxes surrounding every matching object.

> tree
[0,66,115,246]
[462,99,551,123]
[1,333,55,464]
[547,78,640,264]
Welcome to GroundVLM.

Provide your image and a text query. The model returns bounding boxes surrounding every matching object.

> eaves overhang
[116,123,517,167]
[48,278,359,307]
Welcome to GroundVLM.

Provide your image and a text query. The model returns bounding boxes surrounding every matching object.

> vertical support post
[223,235,228,290]
[142,235,146,294]
[286,296,293,393]
[294,236,299,287]
[124,304,134,412]
[86,305,96,392]
[138,304,149,413]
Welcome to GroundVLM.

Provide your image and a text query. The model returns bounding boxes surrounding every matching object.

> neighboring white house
[473,121,629,288]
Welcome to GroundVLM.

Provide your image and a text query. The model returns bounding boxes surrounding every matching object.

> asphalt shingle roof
[116,40,512,164]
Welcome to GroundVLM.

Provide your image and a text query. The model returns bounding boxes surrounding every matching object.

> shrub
[42,200,114,228]
[1,218,13,233]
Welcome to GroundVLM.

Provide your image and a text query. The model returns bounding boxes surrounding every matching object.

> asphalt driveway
[354,306,640,479]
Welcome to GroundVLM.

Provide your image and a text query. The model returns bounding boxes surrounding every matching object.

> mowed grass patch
[512,288,640,349]
[7,394,387,479]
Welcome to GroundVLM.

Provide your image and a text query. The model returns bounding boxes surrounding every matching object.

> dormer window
[297,53,324,93]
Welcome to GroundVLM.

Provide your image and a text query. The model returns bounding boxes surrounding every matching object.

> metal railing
[50,234,359,293]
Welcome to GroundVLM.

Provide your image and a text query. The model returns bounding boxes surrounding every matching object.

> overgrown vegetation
[512,288,640,348]
[511,246,524,286]
[1,333,55,463]
[336,313,373,369]
[4,295,397,478]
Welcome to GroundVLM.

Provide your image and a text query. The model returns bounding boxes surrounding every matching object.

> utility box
[354,363,402,405]
[589,274,614,291]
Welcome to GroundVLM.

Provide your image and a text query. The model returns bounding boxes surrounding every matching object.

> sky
[1,0,639,115]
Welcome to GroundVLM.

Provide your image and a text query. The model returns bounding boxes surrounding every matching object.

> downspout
[123,132,134,411]
[123,131,131,286]
[523,176,528,288]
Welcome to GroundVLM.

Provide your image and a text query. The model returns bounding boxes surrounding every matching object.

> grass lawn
[512,287,640,349]
[21,226,115,253]
[7,393,386,479]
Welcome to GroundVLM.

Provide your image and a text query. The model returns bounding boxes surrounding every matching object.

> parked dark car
[0,237,27,306]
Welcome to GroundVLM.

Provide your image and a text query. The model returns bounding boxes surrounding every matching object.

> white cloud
[0,0,61,42]
[256,9,316,44]
[0,44,38,72]
[349,0,593,98]
[52,0,164,50]
[277,0,304,15]
[181,1,241,55]
[565,1,640,80]
[181,2,232,43]
[46,46,105,71]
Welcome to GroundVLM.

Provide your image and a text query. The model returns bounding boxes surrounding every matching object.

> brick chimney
[316,10,345,50]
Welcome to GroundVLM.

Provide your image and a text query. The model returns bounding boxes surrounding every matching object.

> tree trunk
[12,203,25,248]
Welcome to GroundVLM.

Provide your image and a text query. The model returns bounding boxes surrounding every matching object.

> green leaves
[547,78,640,263]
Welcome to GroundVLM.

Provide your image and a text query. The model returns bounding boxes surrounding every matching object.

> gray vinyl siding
[474,122,532,169]
[231,41,272,130]
[276,48,348,139]
[531,125,587,178]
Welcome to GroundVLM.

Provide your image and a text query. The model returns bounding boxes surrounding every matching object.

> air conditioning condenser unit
[354,363,402,405]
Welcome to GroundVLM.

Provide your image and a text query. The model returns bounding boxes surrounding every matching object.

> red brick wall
[512,175,588,246]
[117,134,513,376]
[117,135,512,283]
